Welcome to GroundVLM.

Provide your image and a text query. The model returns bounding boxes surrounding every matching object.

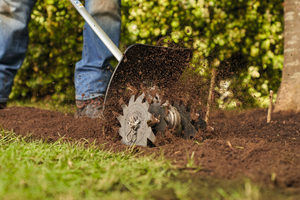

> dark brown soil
[1,106,300,192]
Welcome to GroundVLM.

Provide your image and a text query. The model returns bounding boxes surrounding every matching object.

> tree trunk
[275,0,300,112]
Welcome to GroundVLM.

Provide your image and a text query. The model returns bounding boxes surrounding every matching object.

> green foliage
[121,0,284,107]
[10,0,284,107]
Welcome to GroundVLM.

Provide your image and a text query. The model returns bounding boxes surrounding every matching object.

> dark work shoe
[0,102,7,109]
[74,96,104,119]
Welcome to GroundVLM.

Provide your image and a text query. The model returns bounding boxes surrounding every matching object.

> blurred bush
[10,0,83,103]
[10,0,284,108]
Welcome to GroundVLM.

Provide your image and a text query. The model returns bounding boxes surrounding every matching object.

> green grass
[1,130,297,200]
[0,130,192,200]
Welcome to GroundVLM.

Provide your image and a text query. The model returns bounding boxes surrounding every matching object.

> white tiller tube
[69,0,123,62]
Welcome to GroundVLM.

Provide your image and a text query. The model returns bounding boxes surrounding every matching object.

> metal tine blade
[173,102,180,108]
[143,101,149,110]
[128,95,135,107]
[148,130,156,143]
[121,104,128,110]
[136,93,145,104]
[116,115,124,123]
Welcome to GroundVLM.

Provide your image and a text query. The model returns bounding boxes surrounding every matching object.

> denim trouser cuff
[75,93,105,101]
[0,98,8,103]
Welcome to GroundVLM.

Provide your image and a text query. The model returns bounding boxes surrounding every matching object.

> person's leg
[0,0,37,107]
[74,0,121,118]
[75,0,121,100]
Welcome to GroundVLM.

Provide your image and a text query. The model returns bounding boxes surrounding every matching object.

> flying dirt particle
[207,126,214,133]
[81,93,85,97]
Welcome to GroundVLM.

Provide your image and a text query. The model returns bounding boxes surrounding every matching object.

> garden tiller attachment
[70,0,206,147]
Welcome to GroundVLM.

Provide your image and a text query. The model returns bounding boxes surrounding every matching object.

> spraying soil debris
[68,1,212,147]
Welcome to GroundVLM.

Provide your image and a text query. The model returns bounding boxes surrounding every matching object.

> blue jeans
[0,0,121,103]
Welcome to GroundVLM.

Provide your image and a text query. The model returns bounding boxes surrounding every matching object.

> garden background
[10,0,284,108]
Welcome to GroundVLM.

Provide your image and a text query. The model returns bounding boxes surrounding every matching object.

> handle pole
[69,0,123,62]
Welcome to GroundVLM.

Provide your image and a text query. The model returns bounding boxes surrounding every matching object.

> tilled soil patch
[1,106,300,191]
